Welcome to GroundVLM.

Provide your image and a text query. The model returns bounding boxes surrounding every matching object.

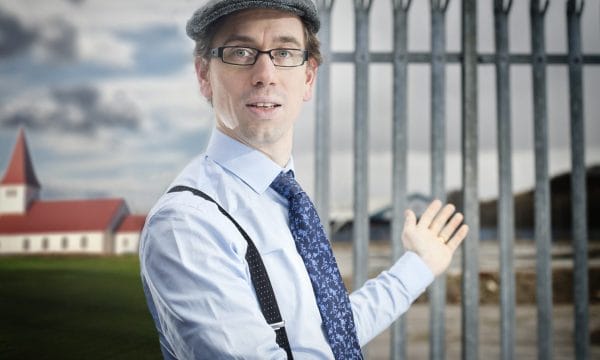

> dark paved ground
[332,241,600,359]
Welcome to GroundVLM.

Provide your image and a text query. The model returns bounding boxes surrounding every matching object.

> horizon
[1,0,599,216]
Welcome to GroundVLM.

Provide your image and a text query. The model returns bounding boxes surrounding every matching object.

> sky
[0,0,599,218]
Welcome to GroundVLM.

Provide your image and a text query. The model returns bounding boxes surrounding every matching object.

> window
[123,238,129,248]
[80,236,88,249]
[23,238,30,251]
[61,237,68,250]
[42,238,49,251]
[6,189,17,197]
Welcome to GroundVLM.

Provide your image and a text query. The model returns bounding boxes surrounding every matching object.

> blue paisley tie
[271,171,363,359]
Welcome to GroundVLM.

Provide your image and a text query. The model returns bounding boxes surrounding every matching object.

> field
[0,256,162,360]
[1,244,598,359]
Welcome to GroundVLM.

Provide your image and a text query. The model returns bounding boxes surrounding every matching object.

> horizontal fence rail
[330,52,600,63]
[313,0,598,359]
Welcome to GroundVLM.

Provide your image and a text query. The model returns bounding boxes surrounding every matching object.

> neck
[216,126,292,168]
[258,140,292,168]
[267,152,291,168]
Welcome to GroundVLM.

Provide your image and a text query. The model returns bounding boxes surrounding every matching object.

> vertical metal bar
[494,1,515,360]
[353,0,372,292]
[461,0,479,359]
[390,1,412,358]
[315,0,334,238]
[530,1,553,359]
[566,1,589,359]
[430,1,449,359]
[353,2,372,356]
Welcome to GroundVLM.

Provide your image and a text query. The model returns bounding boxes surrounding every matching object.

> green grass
[0,256,162,360]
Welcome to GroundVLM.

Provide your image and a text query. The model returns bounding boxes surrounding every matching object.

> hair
[193,16,323,66]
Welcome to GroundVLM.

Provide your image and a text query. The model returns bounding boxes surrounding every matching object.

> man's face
[196,9,317,154]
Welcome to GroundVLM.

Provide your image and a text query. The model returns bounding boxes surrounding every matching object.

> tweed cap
[186,0,320,40]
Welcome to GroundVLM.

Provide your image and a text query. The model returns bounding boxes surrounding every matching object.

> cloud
[78,30,135,68]
[0,6,78,63]
[65,0,86,6]
[1,3,186,76]
[0,7,37,57]
[31,17,78,63]
[0,84,140,134]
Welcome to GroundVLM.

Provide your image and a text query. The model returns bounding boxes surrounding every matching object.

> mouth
[246,102,282,109]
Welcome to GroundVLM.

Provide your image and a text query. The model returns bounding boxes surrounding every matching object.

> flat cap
[186,0,320,41]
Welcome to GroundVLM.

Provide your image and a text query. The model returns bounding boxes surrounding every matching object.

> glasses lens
[216,47,306,67]
[271,49,305,67]
[222,47,258,65]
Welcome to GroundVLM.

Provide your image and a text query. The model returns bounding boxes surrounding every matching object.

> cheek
[211,81,241,124]
[212,72,240,101]
[288,90,306,119]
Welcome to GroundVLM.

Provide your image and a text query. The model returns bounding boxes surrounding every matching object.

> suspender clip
[269,320,285,330]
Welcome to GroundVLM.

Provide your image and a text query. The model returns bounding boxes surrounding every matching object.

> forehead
[211,8,306,46]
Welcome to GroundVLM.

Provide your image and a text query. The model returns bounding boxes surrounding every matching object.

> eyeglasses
[210,46,309,67]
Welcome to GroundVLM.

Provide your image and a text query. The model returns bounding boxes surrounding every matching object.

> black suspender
[167,185,293,359]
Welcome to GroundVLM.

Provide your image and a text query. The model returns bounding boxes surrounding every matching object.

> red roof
[116,215,146,232]
[0,199,127,234]
[1,128,41,187]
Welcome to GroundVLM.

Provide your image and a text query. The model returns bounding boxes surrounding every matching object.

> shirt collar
[205,129,295,194]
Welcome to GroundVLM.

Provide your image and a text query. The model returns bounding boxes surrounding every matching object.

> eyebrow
[221,34,303,48]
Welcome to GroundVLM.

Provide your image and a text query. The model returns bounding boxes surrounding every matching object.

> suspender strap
[167,185,293,359]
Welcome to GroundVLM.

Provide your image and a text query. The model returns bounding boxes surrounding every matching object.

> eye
[231,47,253,58]
[273,49,292,58]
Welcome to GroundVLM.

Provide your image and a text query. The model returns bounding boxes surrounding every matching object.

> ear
[195,57,213,100]
[302,58,318,102]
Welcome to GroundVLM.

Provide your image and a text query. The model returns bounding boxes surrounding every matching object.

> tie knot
[270,171,304,201]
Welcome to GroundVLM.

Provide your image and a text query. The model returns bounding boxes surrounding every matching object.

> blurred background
[1,0,599,359]
[1,0,598,218]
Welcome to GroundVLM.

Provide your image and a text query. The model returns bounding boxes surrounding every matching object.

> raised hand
[402,199,469,276]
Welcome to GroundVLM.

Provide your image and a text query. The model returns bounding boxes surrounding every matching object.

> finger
[429,203,456,234]
[403,209,417,232]
[438,212,464,241]
[446,224,469,252]
[402,210,417,251]
[417,199,442,229]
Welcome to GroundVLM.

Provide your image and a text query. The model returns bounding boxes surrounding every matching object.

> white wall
[0,232,106,255]
[114,231,141,255]
[0,185,25,214]
[0,185,39,214]
[105,204,130,253]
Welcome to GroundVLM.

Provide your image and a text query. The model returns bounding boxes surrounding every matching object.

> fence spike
[442,0,451,12]
[567,0,585,15]
[541,0,550,14]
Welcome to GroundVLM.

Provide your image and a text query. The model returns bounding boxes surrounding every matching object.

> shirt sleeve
[139,199,288,360]
[349,251,435,346]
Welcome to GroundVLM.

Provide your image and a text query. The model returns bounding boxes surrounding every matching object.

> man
[139,1,469,359]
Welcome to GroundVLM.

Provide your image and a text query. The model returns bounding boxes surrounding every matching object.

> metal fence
[312,0,599,359]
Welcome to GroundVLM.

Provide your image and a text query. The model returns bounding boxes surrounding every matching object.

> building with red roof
[0,129,146,255]
[115,215,146,254]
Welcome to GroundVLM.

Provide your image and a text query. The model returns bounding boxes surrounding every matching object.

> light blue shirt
[139,129,434,359]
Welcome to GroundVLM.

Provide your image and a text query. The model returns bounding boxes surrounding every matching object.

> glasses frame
[210,46,309,68]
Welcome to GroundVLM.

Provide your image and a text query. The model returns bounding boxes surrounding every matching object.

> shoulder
[140,156,249,258]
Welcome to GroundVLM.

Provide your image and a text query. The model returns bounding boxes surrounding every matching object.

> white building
[114,215,146,255]
[0,129,145,255]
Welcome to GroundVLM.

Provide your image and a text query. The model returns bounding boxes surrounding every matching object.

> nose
[250,52,277,87]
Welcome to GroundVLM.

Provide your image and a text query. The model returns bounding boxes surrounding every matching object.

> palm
[401,200,469,276]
